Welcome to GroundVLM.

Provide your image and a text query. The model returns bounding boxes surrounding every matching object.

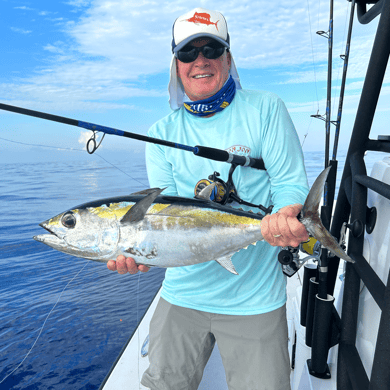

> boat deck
[100,265,341,390]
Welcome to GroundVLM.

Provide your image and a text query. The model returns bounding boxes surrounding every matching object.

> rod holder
[305,277,319,347]
[301,264,318,327]
[307,294,335,379]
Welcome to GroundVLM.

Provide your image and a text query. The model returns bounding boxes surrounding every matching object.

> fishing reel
[279,238,322,277]
[195,171,237,205]
[194,164,274,214]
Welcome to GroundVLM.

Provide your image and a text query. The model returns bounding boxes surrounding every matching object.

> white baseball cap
[168,7,242,110]
[172,8,230,52]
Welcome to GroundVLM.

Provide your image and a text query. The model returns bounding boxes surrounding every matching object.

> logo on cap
[185,12,219,31]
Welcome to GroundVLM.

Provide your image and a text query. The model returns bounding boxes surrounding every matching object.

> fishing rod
[312,0,334,170]
[332,0,355,161]
[301,4,357,378]
[0,102,266,170]
[311,0,335,235]
[319,0,356,233]
[311,0,356,228]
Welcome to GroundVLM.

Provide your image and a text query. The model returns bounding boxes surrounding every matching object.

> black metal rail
[327,0,390,388]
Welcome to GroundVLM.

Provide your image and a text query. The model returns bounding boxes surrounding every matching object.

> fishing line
[301,115,314,148]
[0,261,89,384]
[93,152,147,188]
[306,0,320,111]
[0,135,85,151]
[302,0,321,148]
[332,1,352,116]
[0,135,148,187]
[0,103,266,170]
[137,271,141,389]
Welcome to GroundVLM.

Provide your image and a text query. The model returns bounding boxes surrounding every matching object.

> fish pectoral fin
[242,242,257,250]
[215,256,238,275]
[195,183,216,201]
[121,188,166,224]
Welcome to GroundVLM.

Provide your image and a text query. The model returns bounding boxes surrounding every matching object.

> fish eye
[61,211,76,229]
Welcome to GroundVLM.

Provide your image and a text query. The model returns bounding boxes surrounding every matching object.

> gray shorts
[141,298,291,390]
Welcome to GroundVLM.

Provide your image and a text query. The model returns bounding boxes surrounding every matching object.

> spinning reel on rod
[194,164,274,214]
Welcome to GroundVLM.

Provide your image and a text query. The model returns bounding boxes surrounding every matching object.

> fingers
[262,206,309,247]
[107,259,117,271]
[106,255,150,275]
[278,204,303,218]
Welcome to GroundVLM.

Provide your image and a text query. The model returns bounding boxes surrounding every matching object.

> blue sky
[0,0,388,164]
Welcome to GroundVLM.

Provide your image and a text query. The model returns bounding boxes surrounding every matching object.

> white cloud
[4,0,384,111]
[14,6,34,10]
[10,27,32,34]
[44,43,65,54]
[66,0,92,7]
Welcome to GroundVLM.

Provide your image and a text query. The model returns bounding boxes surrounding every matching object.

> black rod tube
[310,294,335,374]
[0,102,266,170]
[305,277,319,347]
[318,249,330,300]
[301,264,318,327]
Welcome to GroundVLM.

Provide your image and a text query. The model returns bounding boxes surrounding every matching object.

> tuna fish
[33,167,353,274]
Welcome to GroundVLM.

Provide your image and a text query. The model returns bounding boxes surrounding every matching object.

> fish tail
[300,167,354,263]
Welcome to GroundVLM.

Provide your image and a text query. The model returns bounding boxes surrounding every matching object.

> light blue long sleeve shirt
[146,89,309,315]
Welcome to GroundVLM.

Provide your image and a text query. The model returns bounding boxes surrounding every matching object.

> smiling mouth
[193,74,213,79]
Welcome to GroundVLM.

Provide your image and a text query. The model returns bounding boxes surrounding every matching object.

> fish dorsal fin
[195,183,216,201]
[121,188,165,224]
[215,256,238,275]
[129,188,163,196]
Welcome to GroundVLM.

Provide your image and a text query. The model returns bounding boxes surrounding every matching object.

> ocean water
[0,152,165,390]
[0,148,387,390]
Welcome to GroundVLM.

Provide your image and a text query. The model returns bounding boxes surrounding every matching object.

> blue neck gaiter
[183,75,236,117]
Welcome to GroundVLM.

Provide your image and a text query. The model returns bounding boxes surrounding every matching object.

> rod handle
[194,145,266,170]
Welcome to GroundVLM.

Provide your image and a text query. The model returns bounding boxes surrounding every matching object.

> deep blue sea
[0,148,387,389]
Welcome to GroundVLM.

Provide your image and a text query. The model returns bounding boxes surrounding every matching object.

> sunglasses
[175,42,227,63]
